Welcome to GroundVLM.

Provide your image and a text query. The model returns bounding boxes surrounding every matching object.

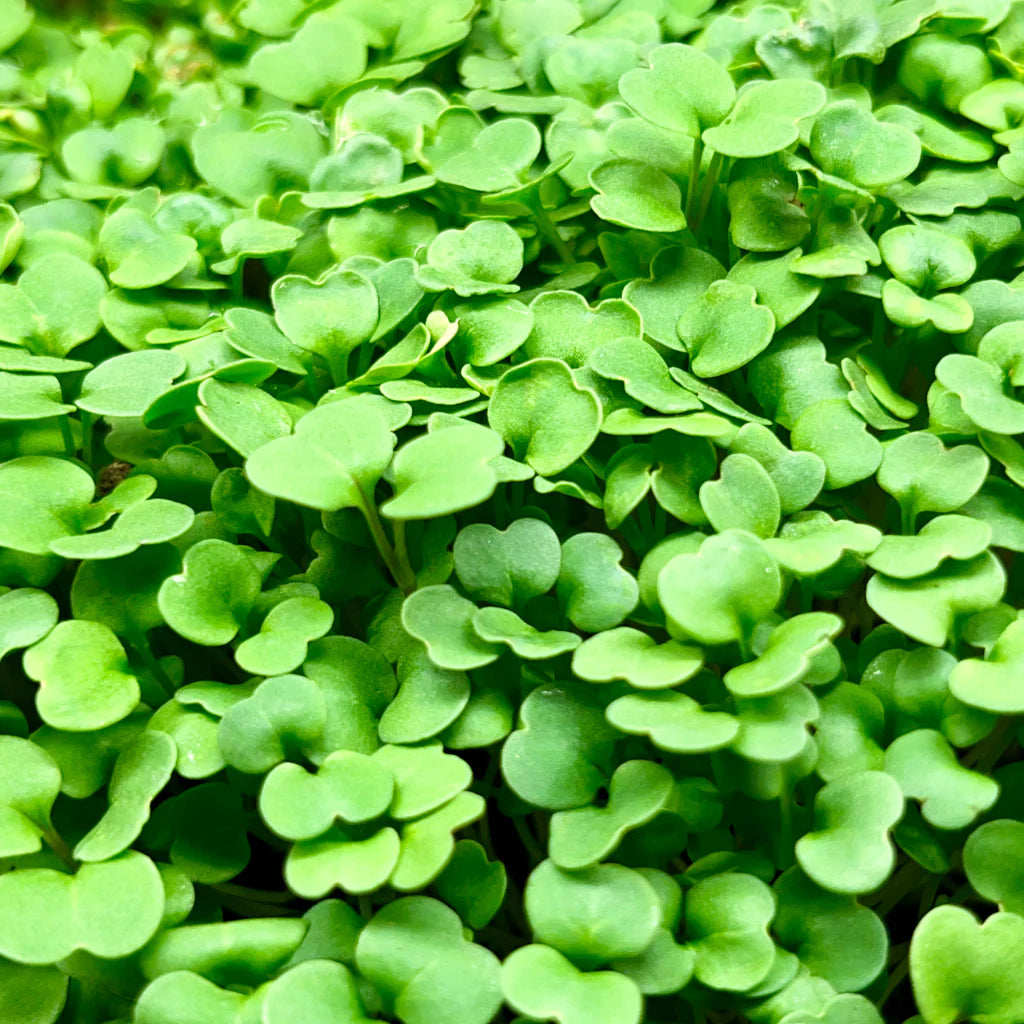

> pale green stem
[692,150,724,235]
[80,410,95,469]
[129,633,175,700]
[392,519,416,591]
[42,827,76,872]
[326,349,348,388]
[212,882,295,903]
[532,200,576,265]
[900,503,916,536]
[357,487,417,595]
[59,415,76,459]
[512,816,544,864]
[685,135,704,225]
[879,958,910,1009]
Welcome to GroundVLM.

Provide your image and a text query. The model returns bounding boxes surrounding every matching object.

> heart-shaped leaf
[885,728,998,830]
[235,595,333,676]
[936,353,1024,435]
[416,221,523,297]
[435,839,507,930]
[245,6,366,105]
[472,606,580,660]
[557,532,638,632]
[246,395,407,513]
[549,759,674,870]
[659,530,781,647]
[702,80,826,158]
[605,691,739,753]
[286,826,401,897]
[724,613,843,698]
[810,100,922,189]
[217,674,326,775]
[795,771,904,895]
[684,873,776,992]
[453,518,560,607]
[910,905,1024,1024]
[730,423,825,516]
[272,268,379,374]
[0,588,57,660]
[622,246,724,348]
[138,917,306,985]
[401,585,500,670]
[773,867,888,993]
[525,859,661,965]
[589,160,686,233]
[0,254,105,356]
[572,627,703,689]
[699,453,781,539]
[158,539,261,646]
[381,418,512,521]
[355,897,503,1024]
[790,400,883,491]
[880,432,990,531]
[259,750,395,841]
[502,944,643,1024]
[501,684,616,810]
[867,552,1006,648]
[0,851,164,964]
[590,341,701,419]
[677,280,775,378]
[488,358,602,476]
[619,43,736,137]
[22,620,140,732]
[867,515,992,579]
[523,290,642,367]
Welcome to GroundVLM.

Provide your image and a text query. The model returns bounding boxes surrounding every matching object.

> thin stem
[512,815,544,864]
[638,496,655,540]
[59,414,76,458]
[879,957,910,1009]
[326,349,348,388]
[476,812,496,863]
[500,872,531,936]
[216,892,296,918]
[392,520,416,591]
[303,364,322,401]
[737,632,753,662]
[692,150,724,236]
[358,895,373,920]
[80,411,95,469]
[42,827,76,872]
[776,769,794,869]
[685,135,704,225]
[900,503,916,536]
[918,874,942,918]
[653,502,667,538]
[358,487,417,595]
[130,633,175,700]
[874,862,925,919]
[965,715,1017,772]
[212,882,295,903]
[531,201,576,265]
